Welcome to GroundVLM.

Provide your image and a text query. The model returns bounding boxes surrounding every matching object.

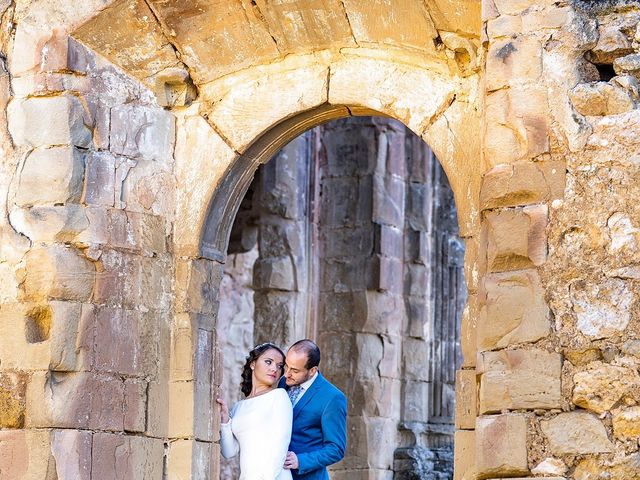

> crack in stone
[338,0,360,47]
[200,112,242,157]
[240,0,282,54]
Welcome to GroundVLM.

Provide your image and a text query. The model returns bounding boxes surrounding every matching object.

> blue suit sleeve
[296,392,347,475]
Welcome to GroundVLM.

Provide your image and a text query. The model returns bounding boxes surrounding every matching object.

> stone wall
[1,1,640,479]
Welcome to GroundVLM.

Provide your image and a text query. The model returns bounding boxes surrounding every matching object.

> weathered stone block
[9,205,89,243]
[402,338,431,382]
[168,381,195,439]
[15,147,85,206]
[484,205,548,272]
[175,258,223,315]
[82,150,117,206]
[480,161,565,210]
[478,349,562,413]
[486,36,542,92]
[0,430,55,479]
[570,82,635,116]
[0,372,27,428]
[110,104,176,163]
[121,159,176,216]
[613,406,640,440]
[541,411,613,455]
[572,362,640,414]
[476,414,529,478]
[453,430,476,480]
[253,256,295,291]
[92,433,163,479]
[455,369,477,430]
[8,95,92,148]
[24,245,95,302]
[373,175,405,227]
[27,371,91,428]
[124,379,147,433]
[478,270,549,350]
[366,255,403,294]
[51,430,92,480]
[571,278,633,339]
[461,295,479,369]
[95,308,142,376]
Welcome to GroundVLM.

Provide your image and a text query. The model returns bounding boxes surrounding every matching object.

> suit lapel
[293,373,324,420]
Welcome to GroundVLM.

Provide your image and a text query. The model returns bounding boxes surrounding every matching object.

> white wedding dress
[221,388,293,480]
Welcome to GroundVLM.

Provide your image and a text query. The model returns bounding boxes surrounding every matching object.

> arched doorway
[216,116,466,478]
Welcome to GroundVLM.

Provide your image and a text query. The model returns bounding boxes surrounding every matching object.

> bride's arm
[219,402,239,459]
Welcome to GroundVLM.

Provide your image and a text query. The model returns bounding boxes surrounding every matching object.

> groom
[280,339,347,479]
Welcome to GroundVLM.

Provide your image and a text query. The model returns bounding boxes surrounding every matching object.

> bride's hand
[216,397,230,424]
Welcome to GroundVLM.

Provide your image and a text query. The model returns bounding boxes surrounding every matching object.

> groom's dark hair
[290,339,321,369]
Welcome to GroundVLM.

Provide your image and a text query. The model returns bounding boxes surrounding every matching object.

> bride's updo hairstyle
[240,342,286,397]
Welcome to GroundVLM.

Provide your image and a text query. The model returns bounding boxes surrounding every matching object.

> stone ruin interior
[218,117,466,479]
[2,0,640,479]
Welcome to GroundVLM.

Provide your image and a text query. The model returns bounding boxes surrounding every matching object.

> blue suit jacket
[279,373,347,480]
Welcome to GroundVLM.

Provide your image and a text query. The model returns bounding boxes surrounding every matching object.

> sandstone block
[27,371,91,428]
[0,430,55,479]
[478,349,562,413]
[486,37,542,92]
[166,439,211,479]
[574,453,640,480]
[9,205,89,243]
[613,406,640,440]
[484,205,547,272]
[92,433,163,479]
[51,429,92,480]
[175,258,223,315]
[485,86,550,163]
[253,256,295,291]
[329,56,455,135]
[571,278,633,339]
[82,150,116,206]
[587,25,634,64]
[455,369,477,430]
[570,82,635,116]
[373,175,405,228]
[613,53,640,77]
[168,381,195,439]
[461,296,478,368]
[110,104,176,163]
[402,338,430,382]
[480,161,565,210]
[24,245,95,302]
[8,95,92,148]
[350,377,401,419]
[572,362,640,414]
[94,308,142,376]
[146,380,169,438]
[531,457,568,476]
[453,430,476,480]
[367,255,403,294]
[0,302,92,372]
[0,372,27,428]
[478,270,550,350]
[401,380,430,422]
[120,158,176,216]
[541,411,613,455]
[15,147,85,206]
[476,414,529,478]
[124,379,147,433]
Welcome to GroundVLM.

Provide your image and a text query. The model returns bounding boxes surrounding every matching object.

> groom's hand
[283,451,299,469]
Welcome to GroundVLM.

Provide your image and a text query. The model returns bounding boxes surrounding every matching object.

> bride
[217,342,293,480]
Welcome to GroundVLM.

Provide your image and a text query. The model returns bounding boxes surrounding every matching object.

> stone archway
[6,2,638,480]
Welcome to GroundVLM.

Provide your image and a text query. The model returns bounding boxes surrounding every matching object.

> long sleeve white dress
[220,388,293,480]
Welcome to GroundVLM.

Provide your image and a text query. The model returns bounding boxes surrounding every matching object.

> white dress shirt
[293,371,318,407]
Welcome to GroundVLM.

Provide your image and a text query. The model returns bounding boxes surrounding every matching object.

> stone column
[252,133,313,348]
